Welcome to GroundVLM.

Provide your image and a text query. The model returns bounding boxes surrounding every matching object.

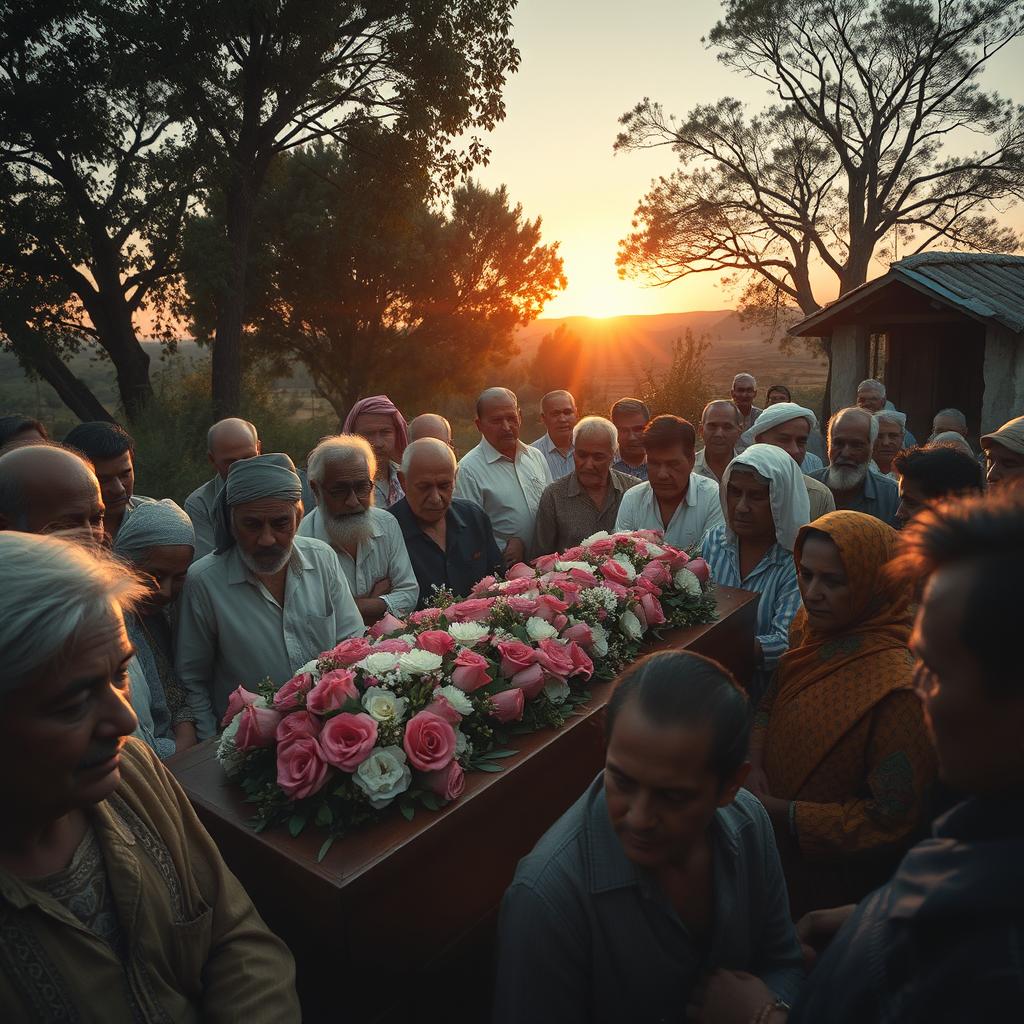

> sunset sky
[476,0,1024,320]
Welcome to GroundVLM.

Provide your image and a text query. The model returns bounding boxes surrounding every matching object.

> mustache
[78,742,121,770]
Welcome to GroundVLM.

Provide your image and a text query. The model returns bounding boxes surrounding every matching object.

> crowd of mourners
[0,370,1022,1022]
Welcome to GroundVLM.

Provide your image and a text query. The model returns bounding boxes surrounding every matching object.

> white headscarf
[720,443,811,551]
[741,401,817,448]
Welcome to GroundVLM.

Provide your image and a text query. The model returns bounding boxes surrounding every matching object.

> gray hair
[610,398,650,422]
[828,406,879,446]
[0,532,146,694]
[732,372,757,388]
[307,434,377,486]
[476,387,518,419]
[540,390,575,414]
[874,409,907,429]
[934,407,968,431]
[400,437,457,474]
[857,378,886,398]
[701,400,742,426]
[572,415,618,451]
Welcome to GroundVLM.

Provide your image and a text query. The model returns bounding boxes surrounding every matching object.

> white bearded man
[299,434,418,625]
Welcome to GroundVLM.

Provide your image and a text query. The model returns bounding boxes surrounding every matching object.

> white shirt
[692,447,735,484]
[613,474,724,550]
[298,506,419,617]
[530,433,575,480]
[455,438,553,557]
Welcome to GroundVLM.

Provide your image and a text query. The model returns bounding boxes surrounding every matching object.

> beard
[237,543,292,575]
[827,461,868,491]
[322,506,375,549]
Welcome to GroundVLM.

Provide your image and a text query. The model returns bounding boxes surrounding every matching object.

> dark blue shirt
[389,497,504,607]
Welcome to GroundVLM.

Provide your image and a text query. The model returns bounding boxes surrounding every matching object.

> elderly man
[893,446,985,526]
[741,403,836,519]
[390,438,503,605]
[809,408,900,526]
[175,453,363,735]
[454,387,552,566]
[694,400,743,483]
[930,407,969,443]
[531,390,578,479]
[731,372,762,434]
[299,434,418,624]
[765,384,791,406]
[872,410,907,478]
[981,415,1024,489]
[614,415,724,548]
[610,397,650,480]
[409,412,455,449]
[0,443,106,541]
[534,416,640,554]
[0,413,48,450]
[343,394,409,508]
[856,379,916,447]
[63,421,150,539]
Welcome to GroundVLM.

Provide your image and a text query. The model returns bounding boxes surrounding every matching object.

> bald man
[531,390,578,479]
[391,438,503,606]
[409,413,455,449]
[0,444,105,542]
[454,388,553,566]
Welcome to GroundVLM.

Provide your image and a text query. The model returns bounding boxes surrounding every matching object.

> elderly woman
[746,511,936,917]
[0,532,299,1019]
[342,394,409,507]
[114,499,199,758]
[701,444,810,702]
[872,410,907,478]
[532,415,640,554]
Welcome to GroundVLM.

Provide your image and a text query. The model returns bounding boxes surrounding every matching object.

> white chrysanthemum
[611,553,637,581]
[295,658,322,683]
[436,685,474,716]
[592,586,621,612]
[526,616,558,641]
[644,542,666,558]
[544,679,571,705]
[394,633,418,647]
[352,746,412,809]
[555,560,594,573]
[491,627,518,645]
[398,649,444,675]
[448,621,490,646]
[619,609,643,641]
[590,622,610,656]
[580,530,610,547]
[674,567,703,597]
[355,651,402,676]
[361,686,409,725]
[455,729,473,760]
[216,714,247,777]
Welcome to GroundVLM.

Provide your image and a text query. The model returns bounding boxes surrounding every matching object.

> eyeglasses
[328,478,373,499]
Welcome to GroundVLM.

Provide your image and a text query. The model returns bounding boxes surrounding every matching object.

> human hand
[173,722,198,753]
[796,904,856,970]
[745,764,771,798]
[686,970,780,1024]
[503,537,526,567]
[369,577,392,598]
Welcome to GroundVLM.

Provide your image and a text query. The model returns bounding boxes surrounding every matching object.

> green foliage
[636,329,713,426]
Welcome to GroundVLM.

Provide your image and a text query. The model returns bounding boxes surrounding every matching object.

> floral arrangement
[217,529,715,858]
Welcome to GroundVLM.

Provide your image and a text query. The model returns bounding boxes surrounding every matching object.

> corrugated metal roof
[790,252,1024,336]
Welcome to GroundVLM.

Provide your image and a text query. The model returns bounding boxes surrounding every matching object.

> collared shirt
[804,473,836,520]
[297,506,419,617]
[693,447,735,483]
[373,462,404,509]
[175,535,364,737]
[454,438,553,556]
[612,458,648,481]
[734,406,764,453]
[530,433,575,479]
[533,469,640,554]
[389,497,504,607]
[613,475,724,550]
[493,776,803,1024]
[801,451,824,473]
[809,466,900,527]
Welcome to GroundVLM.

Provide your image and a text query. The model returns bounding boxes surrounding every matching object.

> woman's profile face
[797,534,857,632]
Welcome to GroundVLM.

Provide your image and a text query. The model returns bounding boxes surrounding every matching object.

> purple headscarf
[342,395,409,460]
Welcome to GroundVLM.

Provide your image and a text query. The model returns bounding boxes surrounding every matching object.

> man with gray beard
[809,407,900,526]
[299,435,418,625]
[175,453,363,733]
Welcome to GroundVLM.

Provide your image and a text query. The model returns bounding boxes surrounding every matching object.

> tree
[636,329,713,427]
[616,0,1024,411]
[153,0,520,418]
[0,1,196,421]
[529,324,589,403]
[183,132,566,419]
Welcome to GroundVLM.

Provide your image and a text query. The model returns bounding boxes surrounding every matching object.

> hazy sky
[475,0,1024,319]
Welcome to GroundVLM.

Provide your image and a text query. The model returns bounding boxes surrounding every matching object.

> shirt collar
[392,496,467,538]
[479,437,524,464]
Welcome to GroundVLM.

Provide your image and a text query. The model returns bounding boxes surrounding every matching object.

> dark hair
[62,421,134,461]
[892,445,984,498]
[887,492,1024,693]
[641,414,696,457]
[610,397,651,422]
[606,651,751,781]
[0,415,48,449]
[766,384,791,401]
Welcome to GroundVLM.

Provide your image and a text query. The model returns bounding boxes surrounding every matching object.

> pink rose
[567,567,600,588]
[470,575,498,595]
[500,576,538,596]
[641,560,671,585]
[451,649,492,693]
[506,595,540,616]
[419,759,465,802]
[319,712,379,771]
[323,637,372,666]
[552,614,569,632]
[373,637,413,654]
[417,630,456,657]
[603,580,629,600]
[497,640,537,677]
[567,641,594,679]
[276,711,321,744]
[600,558,631,585]
[640,591,667,627]
[535,638,574,679]
[560,545,586,561]
[408,607,443,626]
[634,576,661,597]
[272,672,313,712]
[306,668,359,715]
[683,557,710,585]
[369,612,406,638]
[447,597,496,622]
[489,688,525,723]
[633,529,665,543]
[587,537,616,556]
[403,711,457,772]
[534,593,570,621]
[221,685,261,727]
[276,736,329,800]
[556,582,581,604]
[425,696,463,724]
[506,561,536,580]
[562,621,593,647]
[234,704,283,750]
[634,601,648,631]
[512,662,546,698]
[532,552,559,573]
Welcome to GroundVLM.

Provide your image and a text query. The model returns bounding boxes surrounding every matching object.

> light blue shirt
[802,451,824,473]
[530,433,575,480]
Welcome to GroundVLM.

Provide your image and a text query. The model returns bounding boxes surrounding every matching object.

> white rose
[361,686,409,725]
[619,609,644,641]
[352,745,412,809]
[544,679,571,705]
[580,530,610,547]
[355,651,401,676]
[455,729,472,759]
[590,622,610,657]
[448,621,490,647]
[611,553,637,581]
[295,658,322,683]
[674,568,703,598]
[398,649,444,675]
[526,616,558,641]
[644,542,666,558]
[436,685,474,716]
[555,560,594,573]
